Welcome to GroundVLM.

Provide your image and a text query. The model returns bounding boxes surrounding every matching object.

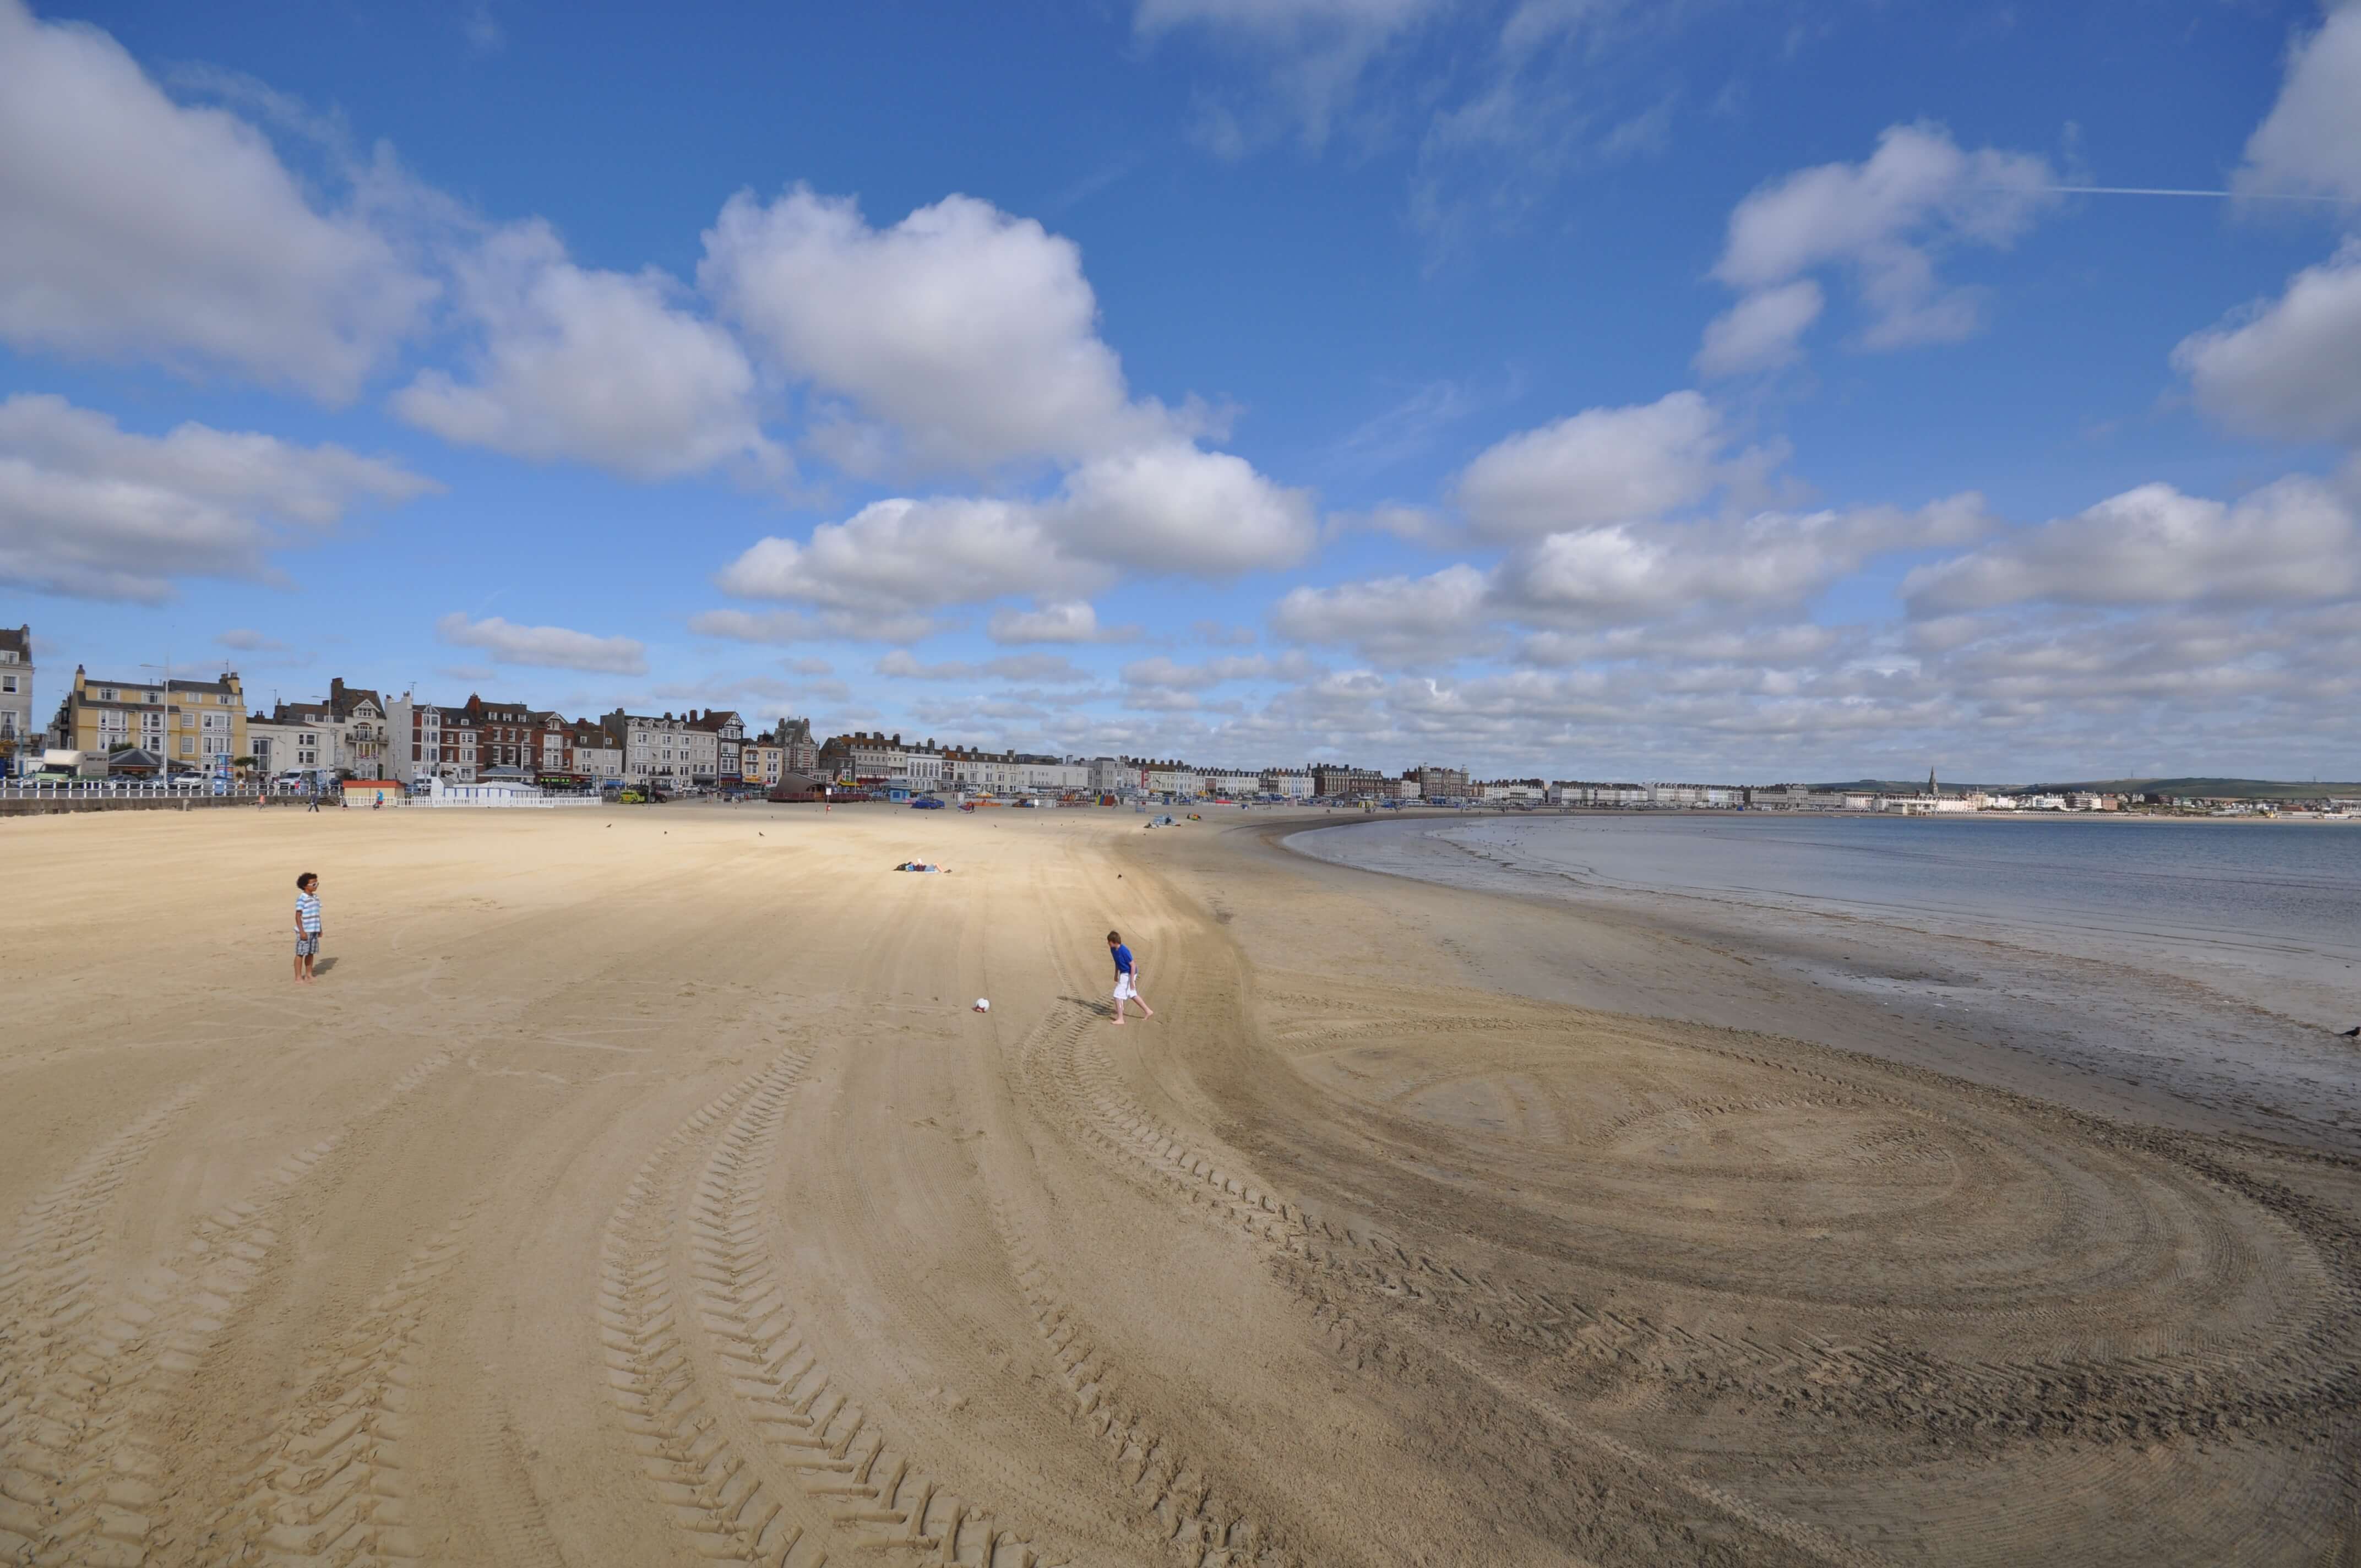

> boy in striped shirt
[293,872,322,984]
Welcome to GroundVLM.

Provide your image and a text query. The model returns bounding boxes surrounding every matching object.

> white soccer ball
[973,998,991,1012]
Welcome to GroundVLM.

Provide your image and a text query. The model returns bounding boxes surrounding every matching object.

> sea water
[1291,812,2361,1032]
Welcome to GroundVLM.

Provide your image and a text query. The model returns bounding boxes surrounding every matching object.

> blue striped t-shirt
[296,892,321,934]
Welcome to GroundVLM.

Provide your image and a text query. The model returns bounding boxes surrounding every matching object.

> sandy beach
[2,802,2356,1566]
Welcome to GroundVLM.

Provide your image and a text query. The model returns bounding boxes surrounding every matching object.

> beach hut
[341,778,401,808]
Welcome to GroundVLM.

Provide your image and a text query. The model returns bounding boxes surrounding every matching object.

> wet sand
[1,803,2355,1565]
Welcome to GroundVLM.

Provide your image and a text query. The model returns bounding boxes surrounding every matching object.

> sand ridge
[0,802,2354,1565]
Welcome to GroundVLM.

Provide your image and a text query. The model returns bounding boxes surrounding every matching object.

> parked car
[911,794,945,809]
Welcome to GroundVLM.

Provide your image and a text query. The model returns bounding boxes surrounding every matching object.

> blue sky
[5,0,2359,781]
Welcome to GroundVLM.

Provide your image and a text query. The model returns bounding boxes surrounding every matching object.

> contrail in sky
[2032,184,2348,203]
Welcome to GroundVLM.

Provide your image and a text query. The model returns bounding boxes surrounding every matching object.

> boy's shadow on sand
[313,957,338,975]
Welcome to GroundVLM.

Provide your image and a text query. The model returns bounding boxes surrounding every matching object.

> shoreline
[1263,810,2361,1157]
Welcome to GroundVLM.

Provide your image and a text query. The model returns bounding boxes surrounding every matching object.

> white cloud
[1271,563,1493,663]
[716,496,1105,614]
[1058,443,1317,572]
[393,220,781,482]
[1454,391,1729,537]
[0,393,434,602]
[876,650,1092,683]
[216,628,288,652]
[434,612,649,676]
[1708,122,2058,361]
[1902,478,2361,614]
[1695,279,1825,379]
[988,600,1124,644]
[2173,238,2361,444]
[0,0,433,400]
[711,443,1312,626]
[1122,652,1314,688]
[1502,497,1990,624]
[783,656,834,676]
[2237,6,2361,204]
[701,187,1176,475]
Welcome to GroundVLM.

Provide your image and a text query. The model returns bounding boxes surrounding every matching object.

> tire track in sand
[0,1087,206,1561]
[602,1051,1078,1566]
[1015,999,1894,1568]
[0,1052,454,1567]
[983,1191,1296,1568]
[202,1197,483,1565]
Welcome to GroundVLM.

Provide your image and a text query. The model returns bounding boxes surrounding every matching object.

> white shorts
[1112,973,1138,1001]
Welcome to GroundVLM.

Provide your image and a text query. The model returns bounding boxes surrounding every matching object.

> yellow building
[50,666,247,771]
[742,741,785,788]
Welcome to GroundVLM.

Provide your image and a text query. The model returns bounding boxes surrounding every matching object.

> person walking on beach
[292,872,323,984]
[1108,929,1151,1025]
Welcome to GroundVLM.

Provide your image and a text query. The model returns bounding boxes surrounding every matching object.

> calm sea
[1290,813,2361,1003]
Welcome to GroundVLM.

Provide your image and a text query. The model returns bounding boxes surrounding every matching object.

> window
[99,687,115,700]
[1,675,12,693]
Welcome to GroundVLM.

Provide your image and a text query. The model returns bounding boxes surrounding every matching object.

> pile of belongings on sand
[893,860,950,873]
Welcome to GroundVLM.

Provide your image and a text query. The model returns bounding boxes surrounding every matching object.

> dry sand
[1,802,2354,1566]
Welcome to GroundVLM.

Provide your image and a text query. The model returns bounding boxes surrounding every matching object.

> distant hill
[1810,777,2361,801]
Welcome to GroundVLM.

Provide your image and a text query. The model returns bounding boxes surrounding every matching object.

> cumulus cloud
[2236,5,2361,204]
[2173,239,2361,444]
[434,612,649,675]
[1270,495,1986,666]
[1059,443,1316,571]
[711,444,1313,628]
[1271,563,1493,664]
[216,628,289,652]
[0,0,433,400]
[1707,122,2059,362]
[987,599,1139,644]
[0,393,435,602]
[1695,279,1825,379]
[1501,497,1991,624]
[1902,478,2361,615]
[700,186,1313,624]
[392,220,781,482]
[701,187,1177,475]
[1454,391,1731,537]
[716,496,1103,614]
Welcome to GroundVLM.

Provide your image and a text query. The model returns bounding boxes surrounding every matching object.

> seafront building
[264,679,390,776]
[46,666,248,773]
[19,650,2297,815]
[602,710,721,788]
[244,712,319,775]
[0,625,31,777]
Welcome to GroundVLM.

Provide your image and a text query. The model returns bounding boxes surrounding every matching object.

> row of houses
[31,663,824,791]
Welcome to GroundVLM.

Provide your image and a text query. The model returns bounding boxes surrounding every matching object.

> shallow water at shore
[1290,812,2361,1146]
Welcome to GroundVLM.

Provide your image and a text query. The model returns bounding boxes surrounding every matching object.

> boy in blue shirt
[293,872,322,984]
[1108,929,1151,1025]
